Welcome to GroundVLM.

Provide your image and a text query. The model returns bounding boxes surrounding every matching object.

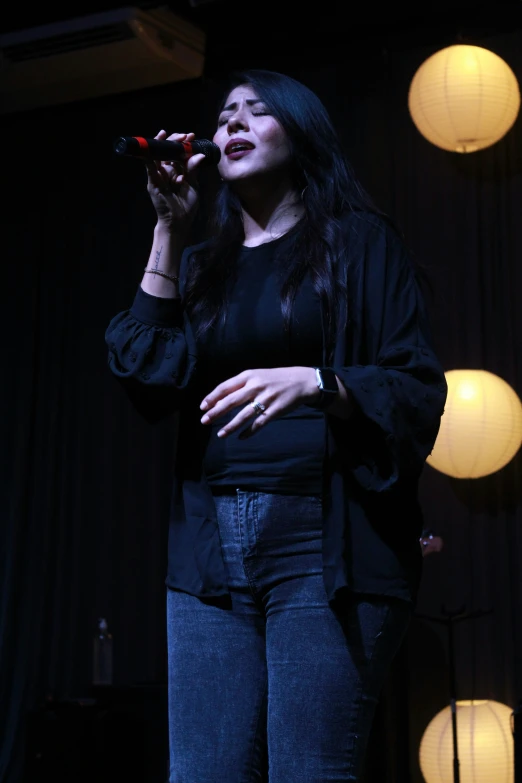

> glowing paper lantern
[408,44,520,152]
[419,700,514,783]
[426,369,522,478]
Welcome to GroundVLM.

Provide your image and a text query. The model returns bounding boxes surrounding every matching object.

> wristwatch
[307,367,339,410]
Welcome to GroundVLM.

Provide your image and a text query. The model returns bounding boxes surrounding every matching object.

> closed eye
[217,109,270,126]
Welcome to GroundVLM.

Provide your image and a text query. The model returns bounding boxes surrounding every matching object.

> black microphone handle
[113,136,221,164]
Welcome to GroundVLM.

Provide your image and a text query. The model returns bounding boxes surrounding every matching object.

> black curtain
[1,25,521,783]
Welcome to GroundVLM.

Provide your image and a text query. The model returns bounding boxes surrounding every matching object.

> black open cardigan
[105,211,447,607]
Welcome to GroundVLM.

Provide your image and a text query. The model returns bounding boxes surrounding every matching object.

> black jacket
[105,212,447,607]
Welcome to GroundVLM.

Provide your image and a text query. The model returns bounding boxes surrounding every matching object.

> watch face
[318,368,338,394]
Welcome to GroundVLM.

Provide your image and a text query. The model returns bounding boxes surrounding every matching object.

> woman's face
[213,83,292,183]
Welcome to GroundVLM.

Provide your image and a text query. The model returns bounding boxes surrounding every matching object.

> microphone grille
[196,139,221,164]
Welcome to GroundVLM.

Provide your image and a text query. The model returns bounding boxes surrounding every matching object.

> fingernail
[217,430,226,438]
[200,401,208,410]
[201,415,209,424]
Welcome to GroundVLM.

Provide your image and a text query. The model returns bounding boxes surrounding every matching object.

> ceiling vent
[0,5,206,114]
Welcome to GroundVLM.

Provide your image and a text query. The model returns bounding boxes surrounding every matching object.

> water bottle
[92,617,113,686]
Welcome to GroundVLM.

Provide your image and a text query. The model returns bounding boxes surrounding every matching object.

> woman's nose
[227,112,249,133]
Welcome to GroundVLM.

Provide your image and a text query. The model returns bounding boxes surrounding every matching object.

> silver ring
[250,400,266,416]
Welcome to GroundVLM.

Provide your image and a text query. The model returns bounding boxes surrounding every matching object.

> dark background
[1,1,522,781]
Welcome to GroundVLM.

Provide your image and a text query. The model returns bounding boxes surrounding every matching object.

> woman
[105,69,447,782]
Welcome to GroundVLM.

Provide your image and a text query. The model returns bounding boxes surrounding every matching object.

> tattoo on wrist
[154,247,163,271]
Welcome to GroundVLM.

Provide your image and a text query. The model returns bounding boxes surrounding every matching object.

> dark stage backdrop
[1,25,521,783]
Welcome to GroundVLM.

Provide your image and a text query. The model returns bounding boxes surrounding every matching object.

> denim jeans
[166,489,412,783]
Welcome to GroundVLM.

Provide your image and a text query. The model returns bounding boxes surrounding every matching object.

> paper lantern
[419,700,514,783]
[426,369,522,478]
[408,44,520,152]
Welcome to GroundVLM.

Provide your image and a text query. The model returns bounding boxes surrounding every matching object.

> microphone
[113,136,221,164]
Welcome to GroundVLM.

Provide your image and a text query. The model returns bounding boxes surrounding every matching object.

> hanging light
[426,369,522,478]
[408,44,520,152]
[419,700,514,783]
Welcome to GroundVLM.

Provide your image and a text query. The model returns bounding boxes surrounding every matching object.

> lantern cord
[468,483,477,704]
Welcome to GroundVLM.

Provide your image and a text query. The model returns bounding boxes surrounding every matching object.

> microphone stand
[414,605,493,783]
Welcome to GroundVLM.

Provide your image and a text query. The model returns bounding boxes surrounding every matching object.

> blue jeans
[166,490,411,782]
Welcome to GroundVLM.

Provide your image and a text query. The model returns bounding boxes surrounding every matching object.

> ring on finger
[250,400,266,416]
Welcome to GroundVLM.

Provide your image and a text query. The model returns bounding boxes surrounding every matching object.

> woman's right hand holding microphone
[141,130,207,297]
[145,130,207,235]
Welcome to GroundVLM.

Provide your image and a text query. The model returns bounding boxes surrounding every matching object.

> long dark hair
[184,69,387,356]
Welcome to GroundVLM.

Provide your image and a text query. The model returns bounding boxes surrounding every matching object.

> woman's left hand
[200,367,319,439]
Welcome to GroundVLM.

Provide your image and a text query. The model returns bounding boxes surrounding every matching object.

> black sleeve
[331,219,447,492]
[105,285,198,424]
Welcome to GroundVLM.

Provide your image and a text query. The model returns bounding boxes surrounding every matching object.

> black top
[105,211,447,607]
[197,231,324,495]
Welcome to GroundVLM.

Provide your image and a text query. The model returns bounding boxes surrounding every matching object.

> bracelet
[144,267,179,284]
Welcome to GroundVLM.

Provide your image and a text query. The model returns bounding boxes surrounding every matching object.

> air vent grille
[2,22,134,63]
